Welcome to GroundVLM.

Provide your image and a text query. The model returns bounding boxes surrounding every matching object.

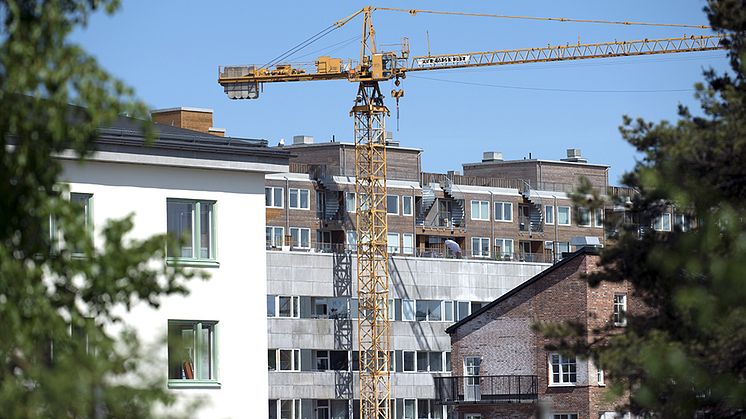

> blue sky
[72,1,729,184]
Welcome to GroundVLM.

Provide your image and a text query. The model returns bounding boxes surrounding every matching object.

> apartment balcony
[433,375,538,405]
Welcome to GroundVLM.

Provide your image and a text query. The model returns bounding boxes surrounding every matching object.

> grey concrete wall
[267,251,549,401]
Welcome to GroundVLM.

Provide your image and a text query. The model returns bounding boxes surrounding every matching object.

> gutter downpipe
[284,176,290,247]
[411,185,416,256]
[552,194,558,264]
[489,191,494,260]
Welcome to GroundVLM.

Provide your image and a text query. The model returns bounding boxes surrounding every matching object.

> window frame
[594,208,604,228]
[402,233,414,255]
[494,238,514,259]
[544,204,554,225]
[386,195,399,215]
[557,206,571,226]
[276,295,300,318]
[470,200,490,221]
[345,192,356,213]
[613,293,627,327]
[288,188,310,210]
[494,201,513,222]
[577,207,592,227]
[402,299,416,321]
[167,319,219,388]
[276,348,301,372]
[402,351,416,372]
[265,186,284,208]
[266,226,285,249]
[653,212,672,231]
[166,199,217,266]
[471,237,490,258]
[548,353,577,386]
[69,192,94,255]
[387,232,400,254]
[289,227,311,249]
[402,195,413,216]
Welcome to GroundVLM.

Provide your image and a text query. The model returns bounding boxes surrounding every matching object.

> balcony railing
[434,375,538,405]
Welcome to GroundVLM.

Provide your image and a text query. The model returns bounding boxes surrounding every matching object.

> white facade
[59,132,287,418]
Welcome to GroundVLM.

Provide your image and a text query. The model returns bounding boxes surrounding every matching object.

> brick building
[440,248,634,419]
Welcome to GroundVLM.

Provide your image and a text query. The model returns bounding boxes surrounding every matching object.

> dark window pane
[167,201,193,257]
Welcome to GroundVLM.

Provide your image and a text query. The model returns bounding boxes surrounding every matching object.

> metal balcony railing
[434,375,538,405]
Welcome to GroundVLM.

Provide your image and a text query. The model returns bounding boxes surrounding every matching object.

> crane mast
[218,7,725,419]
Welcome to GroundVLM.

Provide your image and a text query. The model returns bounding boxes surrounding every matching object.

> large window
[387,233,400,254]
[387,195,399,215]
[495,238,514,258]
[167,199,215,261]
[267,295,300,318]
[470,200,490,221]
[288,188,310,210]
[549,353,576,385]
[494,201,513,222]
[557,206,571,226]
[653,213,672,231]
[346,230,357,251]
[415,300,442,322]
[456,301,470,321]
[471,237,490,258]
[402,299,415,321]
[613,294,627,326]
[289,227,310,249]
[269,348,301,371]
[168,320,217,384]
[402,195,413,216]
[266,187,283,208]
[266,226,284,248]
[270,399,300,419]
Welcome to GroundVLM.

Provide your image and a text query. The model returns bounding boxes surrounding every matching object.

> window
[402,299,415,321]
[595,208,604,228]
[553,415,578,419]
[653,212,672,231]
[279,399,301,419]
[167,320,217,384]
[674,213,690,231]
[549,353,576,385]
[470,200,490,221]
[276,349,301,371]
[289,227,310,249]
[316,191,326,218]
[577,207,591,227]
[494,238,514,258]
[70,193,93,254]
[597,367,605,386]
[402,233,414,255]
[444,301,454,322]
[288,188,310,209]
[346,230,357,251]
[403,351,416,372]
[387,233,400,254]
[494,201,513,222]
[429,352,443,372]
[556,242,570,259]
[557,206,571,226]
[345,192,356,213]
[464,415,481,419]
[404,399,416,419]
[416,300,442,322]
[266,226,284,248]
[471,237,490,258]
[545,205,554,224]
[167,199,215,261]
[456,301,470,321]
[613,294,627,326]
[316,400,330,419]
[402,195,413,216]
[445,352,452,372]
[268,349,277,370]
[265,187,283,208]
[387,195,399,215]
[329,350,349,371]
[277,296,300,318]
[316,350,329,370]
[267,295,276,317]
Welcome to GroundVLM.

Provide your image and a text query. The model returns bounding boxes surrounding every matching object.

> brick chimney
[151,107,226,136]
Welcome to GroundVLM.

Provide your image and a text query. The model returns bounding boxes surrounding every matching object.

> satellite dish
[278,138,285,147]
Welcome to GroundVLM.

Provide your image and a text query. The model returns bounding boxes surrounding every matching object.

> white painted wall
[62,159,269,419]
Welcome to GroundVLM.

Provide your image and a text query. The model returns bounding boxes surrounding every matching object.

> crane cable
[374,7,712,30]
[260,23,340,69]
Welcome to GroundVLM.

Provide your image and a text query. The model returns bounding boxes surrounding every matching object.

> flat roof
[282,141,423,153]
[463,159,609,169]
[151,106,213,114]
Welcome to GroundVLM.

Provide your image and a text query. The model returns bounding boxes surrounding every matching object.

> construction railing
[434,375,538,405]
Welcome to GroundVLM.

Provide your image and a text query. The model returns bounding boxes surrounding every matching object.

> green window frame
[167,320,220,388]
[166,199,218,267]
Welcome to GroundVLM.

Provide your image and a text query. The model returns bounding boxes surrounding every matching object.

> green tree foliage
[540,0,746,417]
[1,1,197,417]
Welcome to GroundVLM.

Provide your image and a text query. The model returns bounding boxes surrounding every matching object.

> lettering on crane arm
[416,55,470,67]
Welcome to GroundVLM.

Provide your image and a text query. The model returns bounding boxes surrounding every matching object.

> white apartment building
[58,117,289,418]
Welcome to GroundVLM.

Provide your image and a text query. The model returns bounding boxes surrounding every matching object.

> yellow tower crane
[218,7,723,419]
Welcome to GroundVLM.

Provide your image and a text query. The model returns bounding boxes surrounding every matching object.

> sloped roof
[445,246,600,334]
